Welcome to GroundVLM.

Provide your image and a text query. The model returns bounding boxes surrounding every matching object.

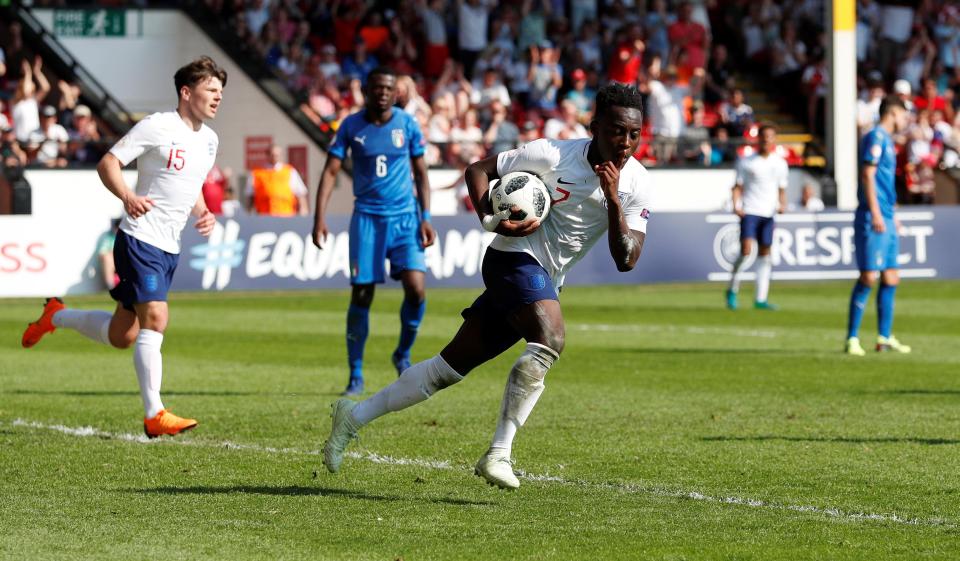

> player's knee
[882,271,900,286]
[109,330,136,349]
[758,245,772,256]
[541,329,565,355]
[351,285,375,308]
[859,272,878,287]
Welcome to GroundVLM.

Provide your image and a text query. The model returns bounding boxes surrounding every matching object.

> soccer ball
[489,171,551,222]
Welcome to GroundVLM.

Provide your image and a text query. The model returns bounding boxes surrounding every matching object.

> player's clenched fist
[420,221,436,248]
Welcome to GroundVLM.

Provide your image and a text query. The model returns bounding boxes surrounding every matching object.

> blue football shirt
[857,126,897,219]
[328,109,425,216]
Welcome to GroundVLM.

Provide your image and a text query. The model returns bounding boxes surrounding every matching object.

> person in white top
[321,83,652,490]
[726,124,789,311]
[21,57,226,438]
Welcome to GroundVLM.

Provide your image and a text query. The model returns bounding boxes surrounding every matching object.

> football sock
[877,283,897,338]
[394,298,425,362]
[729,254,747,293]
[351,354,463,426]
[490,343,560,457]
[847,282,872,339]
[133,329,165,418]
[346,304,370,380]
[755,255,772,302]
[52,309,112,346]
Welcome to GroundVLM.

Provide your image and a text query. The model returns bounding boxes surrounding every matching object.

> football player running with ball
[321,83,653,490]
[21,57,226,438]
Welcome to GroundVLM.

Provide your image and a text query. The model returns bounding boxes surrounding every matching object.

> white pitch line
[571,323,778,339]
[6,419,954,529]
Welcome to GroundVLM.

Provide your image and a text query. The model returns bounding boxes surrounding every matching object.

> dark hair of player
[594,82,643,121]
[174,56,228,95]
[758,122,777,136]
[878,94,906,118]
[367,66,397,83]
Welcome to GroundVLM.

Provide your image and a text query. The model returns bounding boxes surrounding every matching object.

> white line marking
[706,212,934,224]
[7,419,953,529]
[571,323,777,338]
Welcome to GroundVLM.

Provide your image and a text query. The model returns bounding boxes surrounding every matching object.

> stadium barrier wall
[3,170,957,297]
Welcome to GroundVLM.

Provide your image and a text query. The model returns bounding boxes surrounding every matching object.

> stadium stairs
[4,3,135,137]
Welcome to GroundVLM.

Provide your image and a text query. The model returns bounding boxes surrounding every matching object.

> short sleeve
[328,118,349,160]
[407,114,426,158]
[110,116,161,166]
[496,138,560,178]
[622,173,652,233]
[862,130,883,166]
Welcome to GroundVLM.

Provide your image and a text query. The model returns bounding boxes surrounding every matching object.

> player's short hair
[367,66,397,84]
[879,94,906,117]
[594,82,643,121]
[758,122,777,136]
[174,56,227,95]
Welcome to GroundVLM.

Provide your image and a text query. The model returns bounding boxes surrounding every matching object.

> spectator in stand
[245,0,271,37]
[608,24,645,85]
[317,45,342,82]
[644,0,675,64]
[705,44,734,104]
[483,99,520,154]
[574,19,602,71]
[305,74,339,125]
[668,2,709,70]
[893,78,915,112]
[544,99,589,140]
[877,2,915,79]
[450,108,485,163]
[55,79,81,132]
[741,3,770,64]
[434,60,474,117]
[457,0,494,80]
[246,144,309,216]
[896,26,937,93]
[570,0,597,33]
[382,14,418,76]
[934,3,960,75]
[0,99,9,131]
[801,54,828,135]
[507,47,534,107]
[12,57,50,144]
[342,37,379,85]
[471,68,512,116]
[914,77,954,122]
[565,68,596,122]
[202,164,233,216]
[28,105,68,168]
[518,0,551,52]
[1,124,27,168]
[67,104,102,164]
[720,88,754,137]
[358,11,390,53]
[332,0,366,55]
[647,62,684,163]
[679,100,712,164]
[710,126,736,164]
[857,71,886,136]
[417,0,449,79]
[427,96,454,163]
[798,184,826,212]
[857,0,881,65]
[518,119,540,145]
[396,75,431,117]
[528,41,563,111]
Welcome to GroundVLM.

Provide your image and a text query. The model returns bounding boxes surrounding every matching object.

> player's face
[891,106,909,133]
[183,76,224,121]
[592,106,643,169]
[366,74,397,113]
[758,128,776,152]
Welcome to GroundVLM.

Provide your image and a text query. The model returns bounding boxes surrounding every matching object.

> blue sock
[846,282,872,339]
[346,304,369,380]
[877,283,897,338]
[395,298,425,360]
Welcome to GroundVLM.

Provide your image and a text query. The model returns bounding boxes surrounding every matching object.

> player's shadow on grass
[6,389,331,397]
[702,435,960,445]
[612,348,813,355]
[874,389,960,396]
[130,486,493,506]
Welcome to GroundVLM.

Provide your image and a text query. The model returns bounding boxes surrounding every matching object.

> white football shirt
[735,152,788,218]
[110,111,219,254]
[493,138,652,289]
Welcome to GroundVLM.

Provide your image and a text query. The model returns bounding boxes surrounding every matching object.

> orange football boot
[21,297,66,348]
[143,410,198,438]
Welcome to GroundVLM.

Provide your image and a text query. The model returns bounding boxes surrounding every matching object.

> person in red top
[668,2,709,70]
[608,24,645,84]
[913,78,954,122]
[202,164,232,216]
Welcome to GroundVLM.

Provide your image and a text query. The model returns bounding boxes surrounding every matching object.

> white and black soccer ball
[489,171,551,222]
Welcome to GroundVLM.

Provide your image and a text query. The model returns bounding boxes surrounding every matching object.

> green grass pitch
[1,281,959,560]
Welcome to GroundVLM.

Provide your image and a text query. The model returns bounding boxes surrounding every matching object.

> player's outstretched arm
[312,155,342,249]
[412,155,436,247]
[595,161,643,272]
[97,152,153,219]
[465,155,540,237]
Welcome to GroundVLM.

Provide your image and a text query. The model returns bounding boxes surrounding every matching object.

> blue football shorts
[110,230,179,311]
[349,210,426,285]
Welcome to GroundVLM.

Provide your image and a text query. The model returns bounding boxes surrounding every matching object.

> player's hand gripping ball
[489,172,551,223]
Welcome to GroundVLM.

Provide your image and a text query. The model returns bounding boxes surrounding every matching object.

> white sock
[728,254,747,293]
[52,309,112,345]
[133,329,165,418]
[490,342,560,457]
[756,255,772,303]
[351,354,463,426]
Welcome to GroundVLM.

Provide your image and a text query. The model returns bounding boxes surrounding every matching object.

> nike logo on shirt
[557,177,576,185]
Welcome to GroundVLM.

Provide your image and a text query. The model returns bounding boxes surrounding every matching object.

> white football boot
[475,448,520,490]
[323,399,360,473]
